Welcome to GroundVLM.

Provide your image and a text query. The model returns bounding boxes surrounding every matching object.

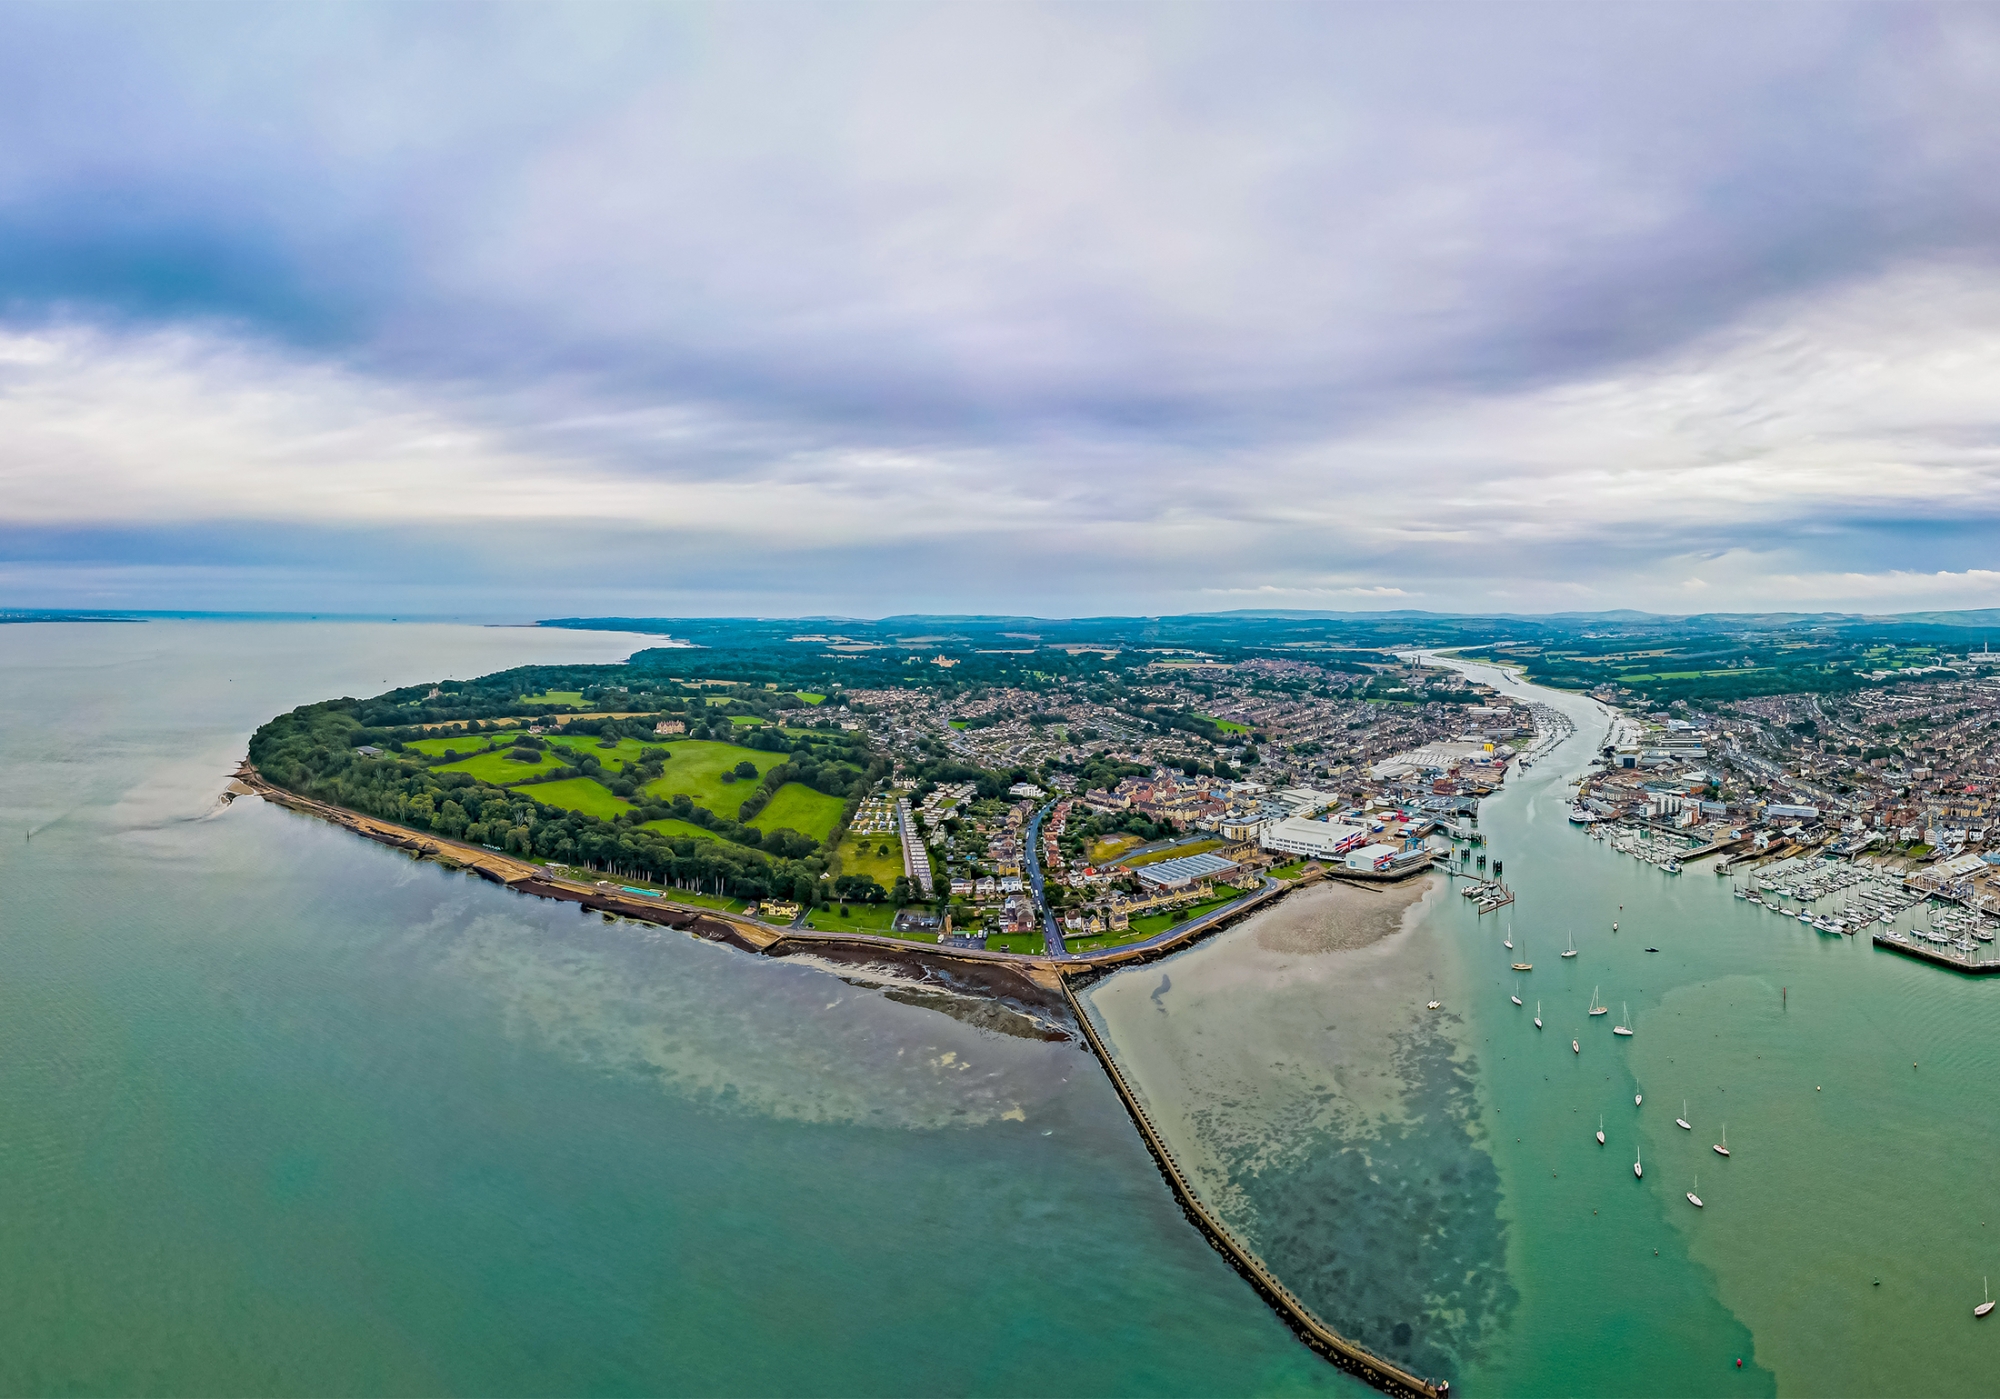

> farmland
[748,783,845,843]
[518,690,584,706]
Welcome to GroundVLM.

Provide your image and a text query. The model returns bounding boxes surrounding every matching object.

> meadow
[802,901,908,934]
[1086,832,1142,864]
[835,831,905,885]
[435,746,562,784]
[518,690,585,706]
[405,734,499,758]
[523,777,629,820]
[749,784,845,843]
[544,733,654,771]
[640,816,729,843]
[643,740,789,813]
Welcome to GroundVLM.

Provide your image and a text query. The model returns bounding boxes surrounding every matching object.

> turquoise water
[1088,661,2000,1395]
[0,622,1355,1396]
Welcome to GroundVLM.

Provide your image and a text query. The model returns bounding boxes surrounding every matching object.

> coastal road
[1095,876,1282,959]
[1025,799,1068,957]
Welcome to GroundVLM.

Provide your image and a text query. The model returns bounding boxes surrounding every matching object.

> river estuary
[1086,656,2000,1395]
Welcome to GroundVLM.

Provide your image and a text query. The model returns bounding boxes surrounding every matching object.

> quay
[1057,973,1446,1399]
[1871,933,2000,975]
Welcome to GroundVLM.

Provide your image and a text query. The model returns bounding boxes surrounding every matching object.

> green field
[750,783,845,843]
[544,733,653,772]
[802,901,908,934]
[523,777,629,820]
[984,932,1042,954]
[1088,833,1142,864]
[640,817,727,843]
[835,831,905,885]
[949,720,969,730]
[1196,713,1251,734]
[1125,886,1248,936]
[730,715,766,727]
[1125,838,1226,869]
[435,746,563,784]
[795,692,826,705]
[519,691,584,706]
[643,740,790,816]
[1268,860,1309,880]
[406,734,498,758]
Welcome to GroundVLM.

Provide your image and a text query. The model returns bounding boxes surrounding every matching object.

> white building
[1260,817,1368,861]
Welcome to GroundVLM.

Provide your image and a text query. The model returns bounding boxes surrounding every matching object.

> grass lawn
[949,720,969,730]
[729,714,767,727]
[523,777,629,820]
[794,692,826,705]
[405,734,498,758]
[1067,929,1160,953]
[544,732,654,772]
[639,817,725,843]
[1126,886,1248,936]
[643,740,790,817]
[435,746,562,784]
[836,831,905,885]
[1196,713,1251,735]
[519,691,585,706]
[802,901,907,933]
[1269,860,1310,880]
[984,932,1043,954]
[750,783,846,843]
[1088,833,1142,864]
[1125,837,1226,869]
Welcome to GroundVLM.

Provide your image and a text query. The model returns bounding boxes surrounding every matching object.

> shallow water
[1088,659,2000,1395]
[0,622,1353,1396]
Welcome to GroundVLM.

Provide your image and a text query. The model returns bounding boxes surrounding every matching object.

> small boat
[1611,921,1618,931]
[1978,1277,1994,1318]
[1634,1147,1643,1179]
[1512,962,1533,972]
[1588,985,1607,1016]
[1511,993,1523,1006]
[1426,1000,1442,1010]
[1714,1125,1729,1157]
[1687,1172,1703,1208]
[1644,946,1659,953]
[1503,923,1514,951]
[1596,1115,1606,1146]
[1676,1099,1692,1131]
[1572,1036,1580,1054]
[1562,931,1578,959]
[1635,1093,1642,1106]
[1614,1003,1634,1036]
[1534,1000,1543,1029]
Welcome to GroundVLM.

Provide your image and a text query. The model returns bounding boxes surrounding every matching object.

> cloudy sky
[4,1,2000,618]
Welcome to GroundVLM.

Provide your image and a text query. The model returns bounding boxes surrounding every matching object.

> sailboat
[1596,1115,1606,1146]
[1611,920,1618,931]
[1978,1278,1994,1319]
[1534,1000,1543,1029]
[1503,921,1514,951]
[1635,1092,1643,1106]
[1511,978,1523,1007]
[1572,1034,1580,1054]
[1613,1002,1634,1036]
[1676,1099,1693,1131]
[1588,985,1608,1016]
[1687,1171,1703,1208]
[1714,1125,1730,1158]
[1511,937,1532,973]
[1634,1146,1643,1179]
[1562,930,1578,959]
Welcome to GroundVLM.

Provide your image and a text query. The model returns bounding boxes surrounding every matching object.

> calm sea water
[1086,660,2000,1395]
[0,622,1354,1396]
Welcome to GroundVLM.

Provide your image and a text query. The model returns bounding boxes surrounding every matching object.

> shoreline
[236,759,1446,1391]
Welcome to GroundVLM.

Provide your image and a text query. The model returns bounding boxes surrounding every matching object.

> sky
[4,1,2000,619]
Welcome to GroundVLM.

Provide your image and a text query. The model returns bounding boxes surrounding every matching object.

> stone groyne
[1058,973,1445,1399]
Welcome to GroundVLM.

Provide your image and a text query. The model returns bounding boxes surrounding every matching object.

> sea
[0,621,1348,1396]
[7,621,1995,1395]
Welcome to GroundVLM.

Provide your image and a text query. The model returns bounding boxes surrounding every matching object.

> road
[1025,799,1068,956]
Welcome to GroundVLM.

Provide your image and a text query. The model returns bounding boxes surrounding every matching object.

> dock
[1871,933,2000,975]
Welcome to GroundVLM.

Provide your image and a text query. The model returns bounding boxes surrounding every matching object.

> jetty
[1058,975,1446,1398]
[1872,932,2000,975]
